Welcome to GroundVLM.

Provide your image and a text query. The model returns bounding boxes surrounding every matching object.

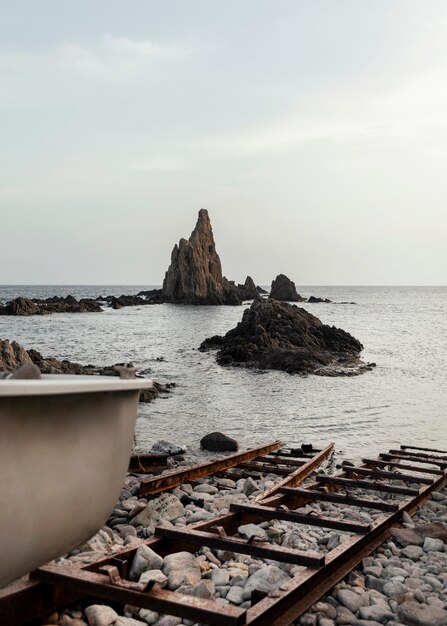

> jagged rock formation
[199,299,374,376]
[308,296,332,303]
[0,339,174,402]
[103,290,163,309]
[221,275,260,305]
[0,295,102,316]
[163,209,226,304]
[269,274,305,302]
[162,209,259,306]
[222,278,243,306]
[237,276,259,300]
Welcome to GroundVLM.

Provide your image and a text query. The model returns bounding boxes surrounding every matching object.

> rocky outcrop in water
[199,299,374,376]
[162,209,226,305]
[104,290,163,309]
[308,296,332,303]
[269,274,305,302]
[0,295,102,315]
[0,339,174,402]
[236,276,259,300]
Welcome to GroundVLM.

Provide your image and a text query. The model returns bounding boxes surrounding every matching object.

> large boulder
[0,340,34,371]
[269,274,305,302]
[200,432,239,452]
[0,297,40,316]
[199,298,374,376]
[163,209,226,305]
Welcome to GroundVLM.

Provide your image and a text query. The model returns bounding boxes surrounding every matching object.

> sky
[1,0,446,285]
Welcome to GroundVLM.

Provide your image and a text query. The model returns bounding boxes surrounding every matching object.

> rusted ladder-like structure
[3,443,446,626]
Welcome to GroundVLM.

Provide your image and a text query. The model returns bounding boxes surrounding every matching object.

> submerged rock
[269,274,305,302]
[308,296,332,303]
[200,432,239,452]
[199,298,374,376]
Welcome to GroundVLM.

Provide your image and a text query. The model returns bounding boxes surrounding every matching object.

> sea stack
[269,274,305,302]
[163,209,225,304]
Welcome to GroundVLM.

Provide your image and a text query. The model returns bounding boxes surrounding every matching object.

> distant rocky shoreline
[0,339,174,403]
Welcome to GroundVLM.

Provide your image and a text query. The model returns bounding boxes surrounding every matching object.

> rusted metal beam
[243,462,447,625]
[278,487,399,512]
[343,466,433,485]
[380,452,447,468]
[154,527,324,567]
[362,458,444,475]
[256,443,334,502]
[315,474,419,495]
[32,564,246,626]
[256,455,307,467]
[0,579,84,626]
[237,462,292,476]
[137,440,282,496]
[401,444,447,455]
[230,503,370,534]
[389,449,447,464]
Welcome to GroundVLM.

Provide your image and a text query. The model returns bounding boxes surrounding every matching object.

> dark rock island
[200,298,374,376]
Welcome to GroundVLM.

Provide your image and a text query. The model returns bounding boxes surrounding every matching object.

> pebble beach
[35,450,447,626]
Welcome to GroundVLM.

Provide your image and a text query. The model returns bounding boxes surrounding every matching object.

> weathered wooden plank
[230,502,371,534]
[154,527,324,567]
[278,487,399,512]
[316,474,419,495]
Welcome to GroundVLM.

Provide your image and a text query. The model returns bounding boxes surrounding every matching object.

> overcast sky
[1,1,446,285]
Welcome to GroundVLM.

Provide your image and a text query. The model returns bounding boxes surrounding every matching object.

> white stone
[423,537,444,552]
[244,565,291,595]
[138,569,168,587]
[138,608,158,625]
[129,545,163,580]
[85,605,118,626]
[131,494,184,527]
[162,551,201,590]
[238,523,267,540]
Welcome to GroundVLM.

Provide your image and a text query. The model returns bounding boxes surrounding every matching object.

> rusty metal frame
[3,443,446,626]
[137,440,283,496]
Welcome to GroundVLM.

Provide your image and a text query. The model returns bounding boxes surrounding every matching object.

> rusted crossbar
[137,440,282,496]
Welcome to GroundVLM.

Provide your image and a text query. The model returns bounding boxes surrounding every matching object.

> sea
[1,285,446,460]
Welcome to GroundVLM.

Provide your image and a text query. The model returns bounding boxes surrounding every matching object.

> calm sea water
[1,285,446,459]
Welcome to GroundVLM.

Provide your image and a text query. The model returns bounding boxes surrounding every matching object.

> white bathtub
[0,375,153,587]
